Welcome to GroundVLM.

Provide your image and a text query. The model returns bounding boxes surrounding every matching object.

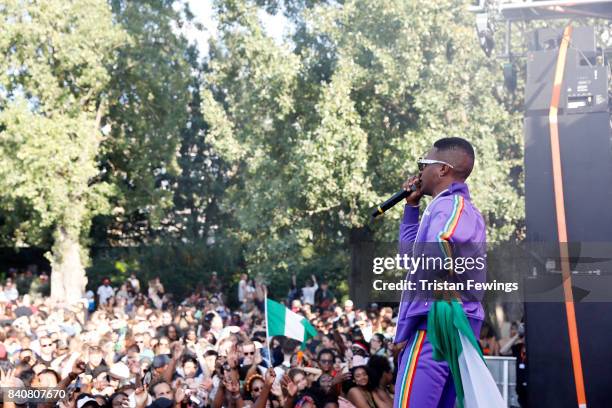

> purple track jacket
[395,182,486,344]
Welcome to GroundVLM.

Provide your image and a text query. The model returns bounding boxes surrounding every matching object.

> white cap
[76,396,98,408]
[109,362,130,380]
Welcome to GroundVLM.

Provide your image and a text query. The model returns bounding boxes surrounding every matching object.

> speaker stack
[524,26,612,407]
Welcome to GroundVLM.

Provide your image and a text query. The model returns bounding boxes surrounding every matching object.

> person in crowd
[315,281,335,311]
[129,274,141,293]
[367,356,394,407]
[97,278,115,306]
[301,275,318,307]
[36,335,56,367]
[344,365,391,408]
[368,334,387,358]
[3,279,19,302]
[287,274,300,305]
[343,300,356,326]
[479,322,501,356]
[499,321,520,355]
[85,345,109,376]
[238,273,248,305]
[283,368,316,407]
[511,321,528,408]
[317,349,337,377]
[208,271,222,296]
[0,266,519,408]
[243,372,274,407]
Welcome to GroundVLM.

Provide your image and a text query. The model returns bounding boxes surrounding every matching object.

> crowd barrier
[484,356,519,407]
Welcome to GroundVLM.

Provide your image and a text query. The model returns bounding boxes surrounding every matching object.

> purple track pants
[393,319,482,408]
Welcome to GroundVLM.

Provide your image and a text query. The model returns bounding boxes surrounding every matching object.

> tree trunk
[49,227,88,304]
[349,226,374,309]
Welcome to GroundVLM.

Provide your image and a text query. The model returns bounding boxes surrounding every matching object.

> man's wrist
[402,204,420,224]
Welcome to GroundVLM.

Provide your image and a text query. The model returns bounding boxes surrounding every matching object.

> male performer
[393,137,486,407]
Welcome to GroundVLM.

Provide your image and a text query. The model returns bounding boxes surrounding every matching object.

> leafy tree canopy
[202,0,523,294]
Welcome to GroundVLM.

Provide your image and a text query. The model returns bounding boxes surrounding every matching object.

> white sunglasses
[417,158,454,171]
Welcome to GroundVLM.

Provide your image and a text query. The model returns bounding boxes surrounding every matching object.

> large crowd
[0,268,525,408]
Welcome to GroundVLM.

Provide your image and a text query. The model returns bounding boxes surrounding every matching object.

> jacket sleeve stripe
[440,195,465,241]
[436,195,465,259]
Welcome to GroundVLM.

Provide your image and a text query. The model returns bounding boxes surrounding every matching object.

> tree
[98,0,195,246]
[152,50,235,246]
[202,0,524,297]
[0,0,127,302]
[0,0,196,302]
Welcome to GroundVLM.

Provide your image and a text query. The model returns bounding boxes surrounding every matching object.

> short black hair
[127,344,140,354]
[342,365,374,394]
[38,368,61,383]
[149,378,171,397]
[282,338,300,355]
[433,137,475,160]
[182,355,198,366]
[366,355,391,388]
[318,348,335,361]
[109,392,128,405]
[18,367,35,386]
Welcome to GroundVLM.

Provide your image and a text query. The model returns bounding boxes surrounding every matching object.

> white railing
[484,356,519,407]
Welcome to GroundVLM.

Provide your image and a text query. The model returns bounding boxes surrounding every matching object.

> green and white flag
[428,300,505,408]
[265,298,318,345]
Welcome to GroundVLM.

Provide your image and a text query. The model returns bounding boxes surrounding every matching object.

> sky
[184,0,290,55]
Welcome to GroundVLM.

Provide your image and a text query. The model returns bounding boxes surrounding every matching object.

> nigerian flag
[428,300,505,408]
[266,298,318,345]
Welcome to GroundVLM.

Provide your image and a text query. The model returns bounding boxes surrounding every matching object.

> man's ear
[439,164,451,177]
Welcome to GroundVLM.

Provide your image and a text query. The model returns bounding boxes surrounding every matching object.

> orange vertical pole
[548,25,587,408]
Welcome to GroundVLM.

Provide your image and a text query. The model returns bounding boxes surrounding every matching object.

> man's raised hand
[402,175,423,206]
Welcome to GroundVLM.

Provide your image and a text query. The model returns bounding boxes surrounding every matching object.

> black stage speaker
[524,111,612,242]
[524,27,612,408]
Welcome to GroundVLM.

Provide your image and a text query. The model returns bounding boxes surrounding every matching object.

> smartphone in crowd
[143,371,152,387]
[74,376,82,393]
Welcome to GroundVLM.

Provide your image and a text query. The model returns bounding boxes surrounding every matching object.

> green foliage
[0,0,127,248]
[99,0,196,244]
[156,60,236,245]
[87,240,243,301]
[0,0,529,300]
[203,0,524,298]
[0,0,201,297]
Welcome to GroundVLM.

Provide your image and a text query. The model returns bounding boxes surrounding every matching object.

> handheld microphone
[371,184,418,219]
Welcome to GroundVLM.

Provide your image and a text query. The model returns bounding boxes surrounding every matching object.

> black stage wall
[524,27,612,408]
